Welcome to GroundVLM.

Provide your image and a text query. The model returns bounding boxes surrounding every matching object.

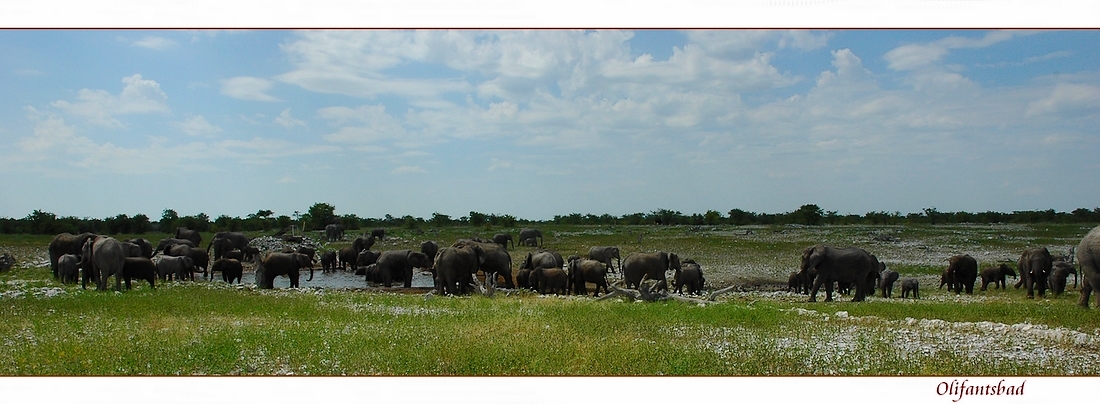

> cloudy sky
[0,29,1098,221]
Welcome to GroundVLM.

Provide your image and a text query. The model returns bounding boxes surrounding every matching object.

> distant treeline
[3,204,1099,235]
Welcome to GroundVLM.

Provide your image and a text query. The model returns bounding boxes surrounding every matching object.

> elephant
[210,232,251,254]
[296,246,317,264]
[518,228,543,247]
[944,254,978,295]
[223,249,244,261]
[979,264,1017,291]
[325,223,344,242]
[374,250,431,288]
[1015,247,1053,299]
[798,245,878,302]
[516,267,532,290]
[208,236,236,261]
[320,250,337,273]
[126,238,155,258]
[210,258,243,284]
[241,246,260,261]
[363,264,384,285]
[175,227,202,249]
[255,252,314,289]
[354,236,376,253]
[519,237,538,247]
[567,257,609,296]
[434,245,480,295]
[673,258,705,295]
[155,238,196,256]
[338,246,358,272]
[81,236,125,291]
[166,244,198,280]
[879,268,899,298]
[122,257,157,289]
[370,228,386,241]
[533,266,569,295]
[491,233,514,250]
[1076,225,1100,308]
[354,250,381,275]
[787,272,805,294]
[1049,260,1077,296]
[901,278,920,299]
[453,240,514,288]
[587,246,621,274]
[622,251,680,292]
[57,253,81,284]
[939,268,951,290]
[420,241,440,269]
[157,255,195,281]
[48,232,96,279]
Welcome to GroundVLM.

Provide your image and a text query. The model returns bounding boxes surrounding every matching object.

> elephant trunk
[308,265,314,282]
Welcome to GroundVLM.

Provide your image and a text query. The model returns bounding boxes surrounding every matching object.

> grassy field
[1,223,1097,375]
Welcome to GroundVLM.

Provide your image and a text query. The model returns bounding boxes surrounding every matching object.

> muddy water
[224,268,437,289]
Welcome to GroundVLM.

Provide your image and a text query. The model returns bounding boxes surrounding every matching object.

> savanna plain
[1,223,1098,375]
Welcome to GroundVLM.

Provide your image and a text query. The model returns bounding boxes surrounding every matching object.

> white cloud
[220,76,280,102]
[275,108,306,129]
[176,115,222,136]
[1026,83,1100,117]
[392,165,426,174]
[132,36,177,50]
[49,74,169,127]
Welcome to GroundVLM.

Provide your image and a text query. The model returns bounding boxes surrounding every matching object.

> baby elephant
[901,278,920,299]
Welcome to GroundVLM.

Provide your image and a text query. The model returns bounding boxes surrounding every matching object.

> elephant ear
[803,245,827,271]
[668,253,680,270]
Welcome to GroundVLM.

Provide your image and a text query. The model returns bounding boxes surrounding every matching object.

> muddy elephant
[48,232,96,280]
[453,239,514,288]
[210,258,243,284]
[325,224,344,242]
[945,254,978,295]
[57,253,82,284]
[567,257,609,296]
[175,227,202,248]
[320,250,337,273]
[434,245,480,295]
[588,246,621,274]
[1076,225,1100,308]
[673,258,704,295]
[622,251,680,292]
[979,264,1017,291]
[122,257,157,289]
[879,268,899,298]
[491,233,514,250]
[518,228,543,247]
[256,252,314,289]
[374,250,430,288]
[901,278,920,299]
[1049,260,1077,296]
[157,255,195,282]
[1015,247,1053,299]
[81,236,126,291]
[798,245,879,302]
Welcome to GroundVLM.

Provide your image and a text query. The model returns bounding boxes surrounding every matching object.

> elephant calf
[122,257,157,289]
[979,263,1017,291]
[673,258,705,295]
[901,278,920,299]
[211,258,243,284]
[58,254,81,285]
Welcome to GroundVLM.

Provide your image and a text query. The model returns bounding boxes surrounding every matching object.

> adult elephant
[255,252,313,289]
[453,239,514,288]
[798,245,878,302]
[622,251,680,292]
[175,227,202,249]
[81,236,125,291]
[945,254,978,295]
[48,232,96,279]
[434,245,480,295]
[567,257,609,296]
[879,268,899,298]
[370,228,386,241]
[210,232,251,254]
[673,258,704,295]
[588,246,621,274]
[320,250,338,273]
[208,236,235,261]
[355,250,381,275]
[122,257,157,290]
[166,244,199,281]
[491,233,514,250]
[155,238,195,256]
[1076,225,1100,308]
[1048,260,1077,296]
[58,253,82,284]
[1015,247,1053,299]
[420,241,440,269]
[156,255,194,281]
[338,246,358,272]
[353,236,376,253]
[518,228,543,247]
[210,258,243,284]
[374,250,431,288]
[979,264,1017,291]
[325,224,344,242]
[126,238,155,259]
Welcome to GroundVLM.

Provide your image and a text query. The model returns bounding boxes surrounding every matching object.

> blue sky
[1,29,1098,221]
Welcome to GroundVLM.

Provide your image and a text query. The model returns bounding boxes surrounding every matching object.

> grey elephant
[622,251,679,292]
[1049,260,1077,296]
[420,241,440,269]
[81,236,126,291]
[255,252,314,289]
[534,265,568,295]
[325,223,344,242]
[122,257,157,289]
[567,257,609,296]
[901,278,920,299]
[126,238,155,259]
[208,236,235,261]
[210,258,243,284]
[155,238,196,256]
[355,250,381,275]
[434,245,480,295]
[787,272,805,294]
[1076,225,1100,308]
[370,228,386,241]
[945,254,978,295]
[353,236,376,253]
[518,228,543,247]
[338,246,358,272]
[166,244,198,280]
[519,237,538,247]
[175,227,202,249]
[491,233,514,250]
[673,258,705,295]
[210,232,251,255]
[48,232,96,279]
[798,245,878,302]
[587,246,621,274]
[374,250,430,288]
[320,250,337,273]
[453,239,514,288]
[57,253,82,284]
[157,255,194,281]
[879,268,899,298]
[979,264,1016,291]
[1015,247,1053,299]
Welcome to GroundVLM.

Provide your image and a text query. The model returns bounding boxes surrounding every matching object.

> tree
[306,203,336,230]
[430,212,452,227]
[160,209,179,233]
[469,211,487,227]
[728,208,754,226]
[703,210,722,225]
[793,204,824,226]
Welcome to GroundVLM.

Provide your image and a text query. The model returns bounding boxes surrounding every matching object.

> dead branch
[706,284,739,301]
